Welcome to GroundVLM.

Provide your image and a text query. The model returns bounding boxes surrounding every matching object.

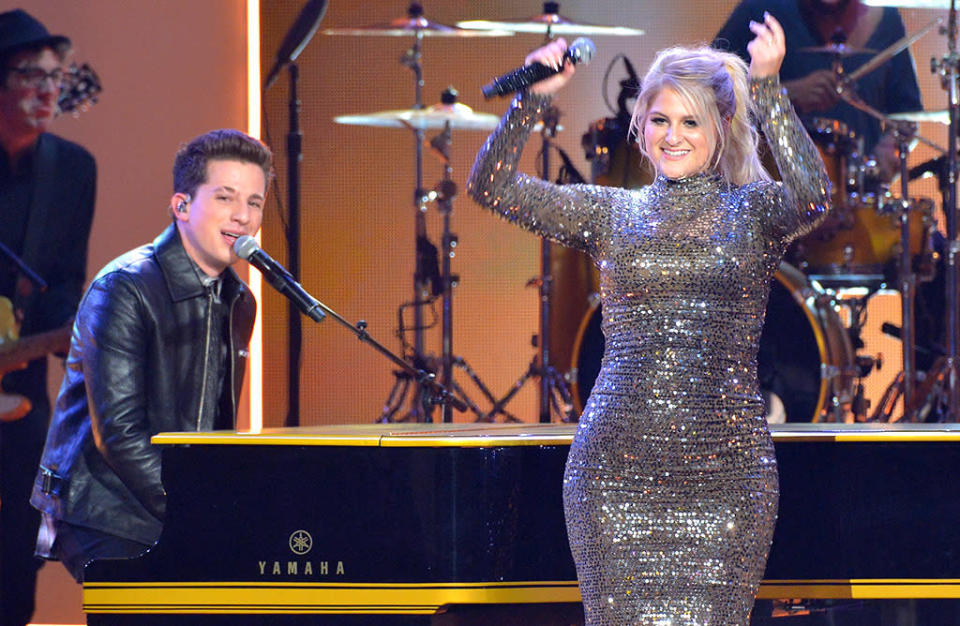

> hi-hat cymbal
[888,109,949,124]
[335,102,500,131]
[457,2,644,36]
[798,43,876,56]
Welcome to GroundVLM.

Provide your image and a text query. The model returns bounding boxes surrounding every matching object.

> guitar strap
[13,133,56,322]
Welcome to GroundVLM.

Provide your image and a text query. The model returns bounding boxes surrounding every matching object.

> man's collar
[154,223,243,303]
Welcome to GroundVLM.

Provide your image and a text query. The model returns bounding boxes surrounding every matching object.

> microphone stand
[285,63,304,428]
[296,285,467,415]
[262,0,329,427]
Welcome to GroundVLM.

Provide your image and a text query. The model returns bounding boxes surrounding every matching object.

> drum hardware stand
[483,105,577,423]
[835,79,947,421]
[378,7,443,423]
[427,95,507,422]
[897,5,960,422]
[433,117,458,423]
[487,20,577,423]
[382,87,514,423]
[848,127,924,421]
[833,293,879,421]
[896,131,920,413]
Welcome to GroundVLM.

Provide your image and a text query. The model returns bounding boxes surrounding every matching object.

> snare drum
[569,263,854,422]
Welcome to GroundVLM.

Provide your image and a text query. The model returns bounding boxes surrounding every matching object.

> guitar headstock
[58,62,102,117]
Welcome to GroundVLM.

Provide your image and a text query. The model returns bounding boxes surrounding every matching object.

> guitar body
[0,297,71,422]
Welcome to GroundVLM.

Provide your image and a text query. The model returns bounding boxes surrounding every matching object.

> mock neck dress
[467,76,830,625]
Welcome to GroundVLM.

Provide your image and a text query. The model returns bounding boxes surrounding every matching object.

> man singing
[30,128,271,582]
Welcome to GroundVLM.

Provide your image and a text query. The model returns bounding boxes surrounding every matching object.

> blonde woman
[468,14,829,625]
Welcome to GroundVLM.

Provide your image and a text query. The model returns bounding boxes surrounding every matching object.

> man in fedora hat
[0,8,96,625]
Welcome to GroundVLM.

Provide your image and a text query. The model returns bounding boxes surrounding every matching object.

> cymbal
[798,43,876,56]
[457,2,644,36]
[335,102,500,131]
[324,1,512,37]
[888,109,949,124]
[324,14,510,37]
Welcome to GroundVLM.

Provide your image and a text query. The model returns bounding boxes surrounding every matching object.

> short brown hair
[173,129,273,199]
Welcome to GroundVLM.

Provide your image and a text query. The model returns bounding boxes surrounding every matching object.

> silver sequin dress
[467,76,829,625]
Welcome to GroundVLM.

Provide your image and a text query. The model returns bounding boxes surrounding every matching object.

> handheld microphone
[234,236,326,323]
[481,37,596,99]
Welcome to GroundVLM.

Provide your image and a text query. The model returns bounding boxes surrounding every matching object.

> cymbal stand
[835,87,945,420]
[901,5,960,422]
[535,26,575,423]
[436,120,456,423]
[897,130,919,415]
[379,5,441,422]
[428,105,516,422]
[487,23,577,423]
[480,99,576,423]
[536,105,575,423]
[864,129,921,421]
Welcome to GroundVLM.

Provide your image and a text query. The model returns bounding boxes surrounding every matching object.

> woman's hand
[747,12,785,79]
[526,37,576,96]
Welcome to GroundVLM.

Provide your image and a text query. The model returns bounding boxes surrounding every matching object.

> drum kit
[786,0,960,424]
[320,0,960,425]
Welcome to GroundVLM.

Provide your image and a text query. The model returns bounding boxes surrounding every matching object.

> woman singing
[467,14,829,625]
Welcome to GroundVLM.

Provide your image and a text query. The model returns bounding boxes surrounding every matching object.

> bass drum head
[570,264,852,422]
[757,267,830,422]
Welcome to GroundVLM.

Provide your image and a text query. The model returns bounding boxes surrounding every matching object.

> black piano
[82,423,960,624]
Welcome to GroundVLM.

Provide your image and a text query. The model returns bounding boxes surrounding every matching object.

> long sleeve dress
[467,76,830,625]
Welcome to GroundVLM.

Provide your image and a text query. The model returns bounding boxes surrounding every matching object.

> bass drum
[570,263,855,422]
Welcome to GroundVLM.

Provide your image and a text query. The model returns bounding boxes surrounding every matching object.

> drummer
[714,0,922,182]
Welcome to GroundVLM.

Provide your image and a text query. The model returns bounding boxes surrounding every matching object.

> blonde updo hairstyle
[629,46,770,186]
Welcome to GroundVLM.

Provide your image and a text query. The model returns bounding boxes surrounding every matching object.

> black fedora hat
[0,9,70,58]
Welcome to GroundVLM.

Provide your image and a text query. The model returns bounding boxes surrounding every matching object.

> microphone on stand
[234,236,326,323]
[481,37,596,99]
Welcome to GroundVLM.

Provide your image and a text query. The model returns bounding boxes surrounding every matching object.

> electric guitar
[0,298,71,422]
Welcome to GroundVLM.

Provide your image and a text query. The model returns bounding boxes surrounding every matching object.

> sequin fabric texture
[467,77,829,625]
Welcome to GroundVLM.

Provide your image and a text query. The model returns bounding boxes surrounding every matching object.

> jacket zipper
[196,288,214,430]
[228,292,238,420]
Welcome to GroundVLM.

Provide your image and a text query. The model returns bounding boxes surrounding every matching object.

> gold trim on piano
[82,580,582,614]
[758,579,960,599]
[151,423,960,447]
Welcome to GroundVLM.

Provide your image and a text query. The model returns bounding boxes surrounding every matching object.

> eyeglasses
[6,66,64,89]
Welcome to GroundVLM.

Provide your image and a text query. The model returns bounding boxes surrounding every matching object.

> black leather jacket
[30,224,256,545]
